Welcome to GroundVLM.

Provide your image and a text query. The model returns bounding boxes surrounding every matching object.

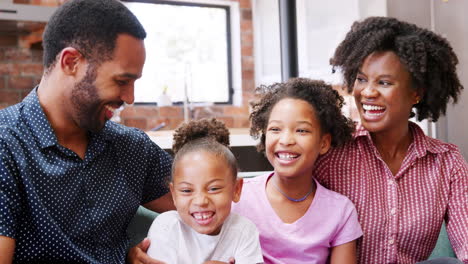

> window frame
[123,0,242,106]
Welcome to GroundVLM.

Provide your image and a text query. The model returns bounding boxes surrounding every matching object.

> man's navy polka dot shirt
[0,89,172,263]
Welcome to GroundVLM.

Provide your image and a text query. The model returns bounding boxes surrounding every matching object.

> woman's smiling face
[353,51,419,134]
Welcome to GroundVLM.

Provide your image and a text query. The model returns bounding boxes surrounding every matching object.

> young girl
[147,118,264,264]
[232,78,362,264]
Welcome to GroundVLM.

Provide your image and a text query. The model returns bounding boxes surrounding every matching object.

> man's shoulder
[105,121,154,147]
[105,122,170,160]
[0,103,25,142]
[0,103,23,128]
[106,121,145,137]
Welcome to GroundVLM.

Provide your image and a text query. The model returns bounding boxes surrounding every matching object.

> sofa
[126,206,456,260]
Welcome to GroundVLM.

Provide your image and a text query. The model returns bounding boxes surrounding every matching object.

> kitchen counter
[146,128,272,172]
[146,128,258,150]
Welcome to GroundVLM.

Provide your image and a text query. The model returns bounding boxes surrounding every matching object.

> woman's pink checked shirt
[314,122,468,264]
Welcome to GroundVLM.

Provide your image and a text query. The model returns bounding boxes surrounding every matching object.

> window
[124,0,241,105]
[252,0,281,87]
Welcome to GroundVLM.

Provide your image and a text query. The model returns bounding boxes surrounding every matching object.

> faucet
[149,122,166,131]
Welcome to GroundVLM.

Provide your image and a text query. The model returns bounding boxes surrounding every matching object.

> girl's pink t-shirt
[232,173,362,264]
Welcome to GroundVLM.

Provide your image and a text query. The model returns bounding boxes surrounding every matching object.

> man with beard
[0,0,174,263]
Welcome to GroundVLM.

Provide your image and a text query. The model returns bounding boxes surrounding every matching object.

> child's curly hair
[330,16,463,122]
[250,78,355,153]
[172,118,238,180]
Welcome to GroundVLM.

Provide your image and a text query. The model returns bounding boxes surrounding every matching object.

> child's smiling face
[170,151,242,235]
[265,98,331,180]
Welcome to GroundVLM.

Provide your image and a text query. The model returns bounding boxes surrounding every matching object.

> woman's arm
[0,236,15,264]
[445,154,468,262]
[330,240,357,264]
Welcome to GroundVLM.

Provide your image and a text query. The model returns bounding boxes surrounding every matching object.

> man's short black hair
[42,0,146,71]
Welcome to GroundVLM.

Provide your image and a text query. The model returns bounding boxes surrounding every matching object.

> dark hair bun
[172,118,230,154]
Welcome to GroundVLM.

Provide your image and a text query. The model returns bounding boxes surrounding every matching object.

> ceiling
[0,2,55,36]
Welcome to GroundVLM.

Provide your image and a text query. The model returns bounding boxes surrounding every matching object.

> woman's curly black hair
[330,16,463,122]
[250,78,355,153]
[172,118,238,180]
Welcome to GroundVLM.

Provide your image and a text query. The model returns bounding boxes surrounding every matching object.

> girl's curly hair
[172,118,237,179]
[330,16,463,122]
[250,78,355,153]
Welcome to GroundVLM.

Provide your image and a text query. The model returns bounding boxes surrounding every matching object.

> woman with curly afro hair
[313,16,467,264]
[233,78,363,263]
[146,118,264,264]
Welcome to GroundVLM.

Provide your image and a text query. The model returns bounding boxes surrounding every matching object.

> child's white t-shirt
[147,210,264,264]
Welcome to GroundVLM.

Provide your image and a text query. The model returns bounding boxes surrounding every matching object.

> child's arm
[203,258,235,264]
[0,236,15,264]
[329,240,357,264]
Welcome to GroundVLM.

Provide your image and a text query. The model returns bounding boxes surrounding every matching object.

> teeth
[193,212,213,220]
[277,153,298,160]
[363,104,385,111]
[105,105,117,113]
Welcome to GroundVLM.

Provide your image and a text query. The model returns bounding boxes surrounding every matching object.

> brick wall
[0,47,43,109]
[2,0,255,131]
[14,0,65,5]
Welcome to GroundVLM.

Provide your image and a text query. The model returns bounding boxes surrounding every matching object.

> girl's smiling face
[265,98,331,180]
[170,151,242,236]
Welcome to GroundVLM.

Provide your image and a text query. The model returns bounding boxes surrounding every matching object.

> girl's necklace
[271,178,313,202]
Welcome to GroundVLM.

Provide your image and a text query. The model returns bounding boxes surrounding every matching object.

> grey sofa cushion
[429,223,456,259]
[127,206,159,248]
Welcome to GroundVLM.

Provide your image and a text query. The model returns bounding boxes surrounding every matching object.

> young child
[147,118,264,264]
[232,78,362,264]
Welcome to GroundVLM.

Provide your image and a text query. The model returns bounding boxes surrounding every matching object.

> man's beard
[71,65,104,133]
